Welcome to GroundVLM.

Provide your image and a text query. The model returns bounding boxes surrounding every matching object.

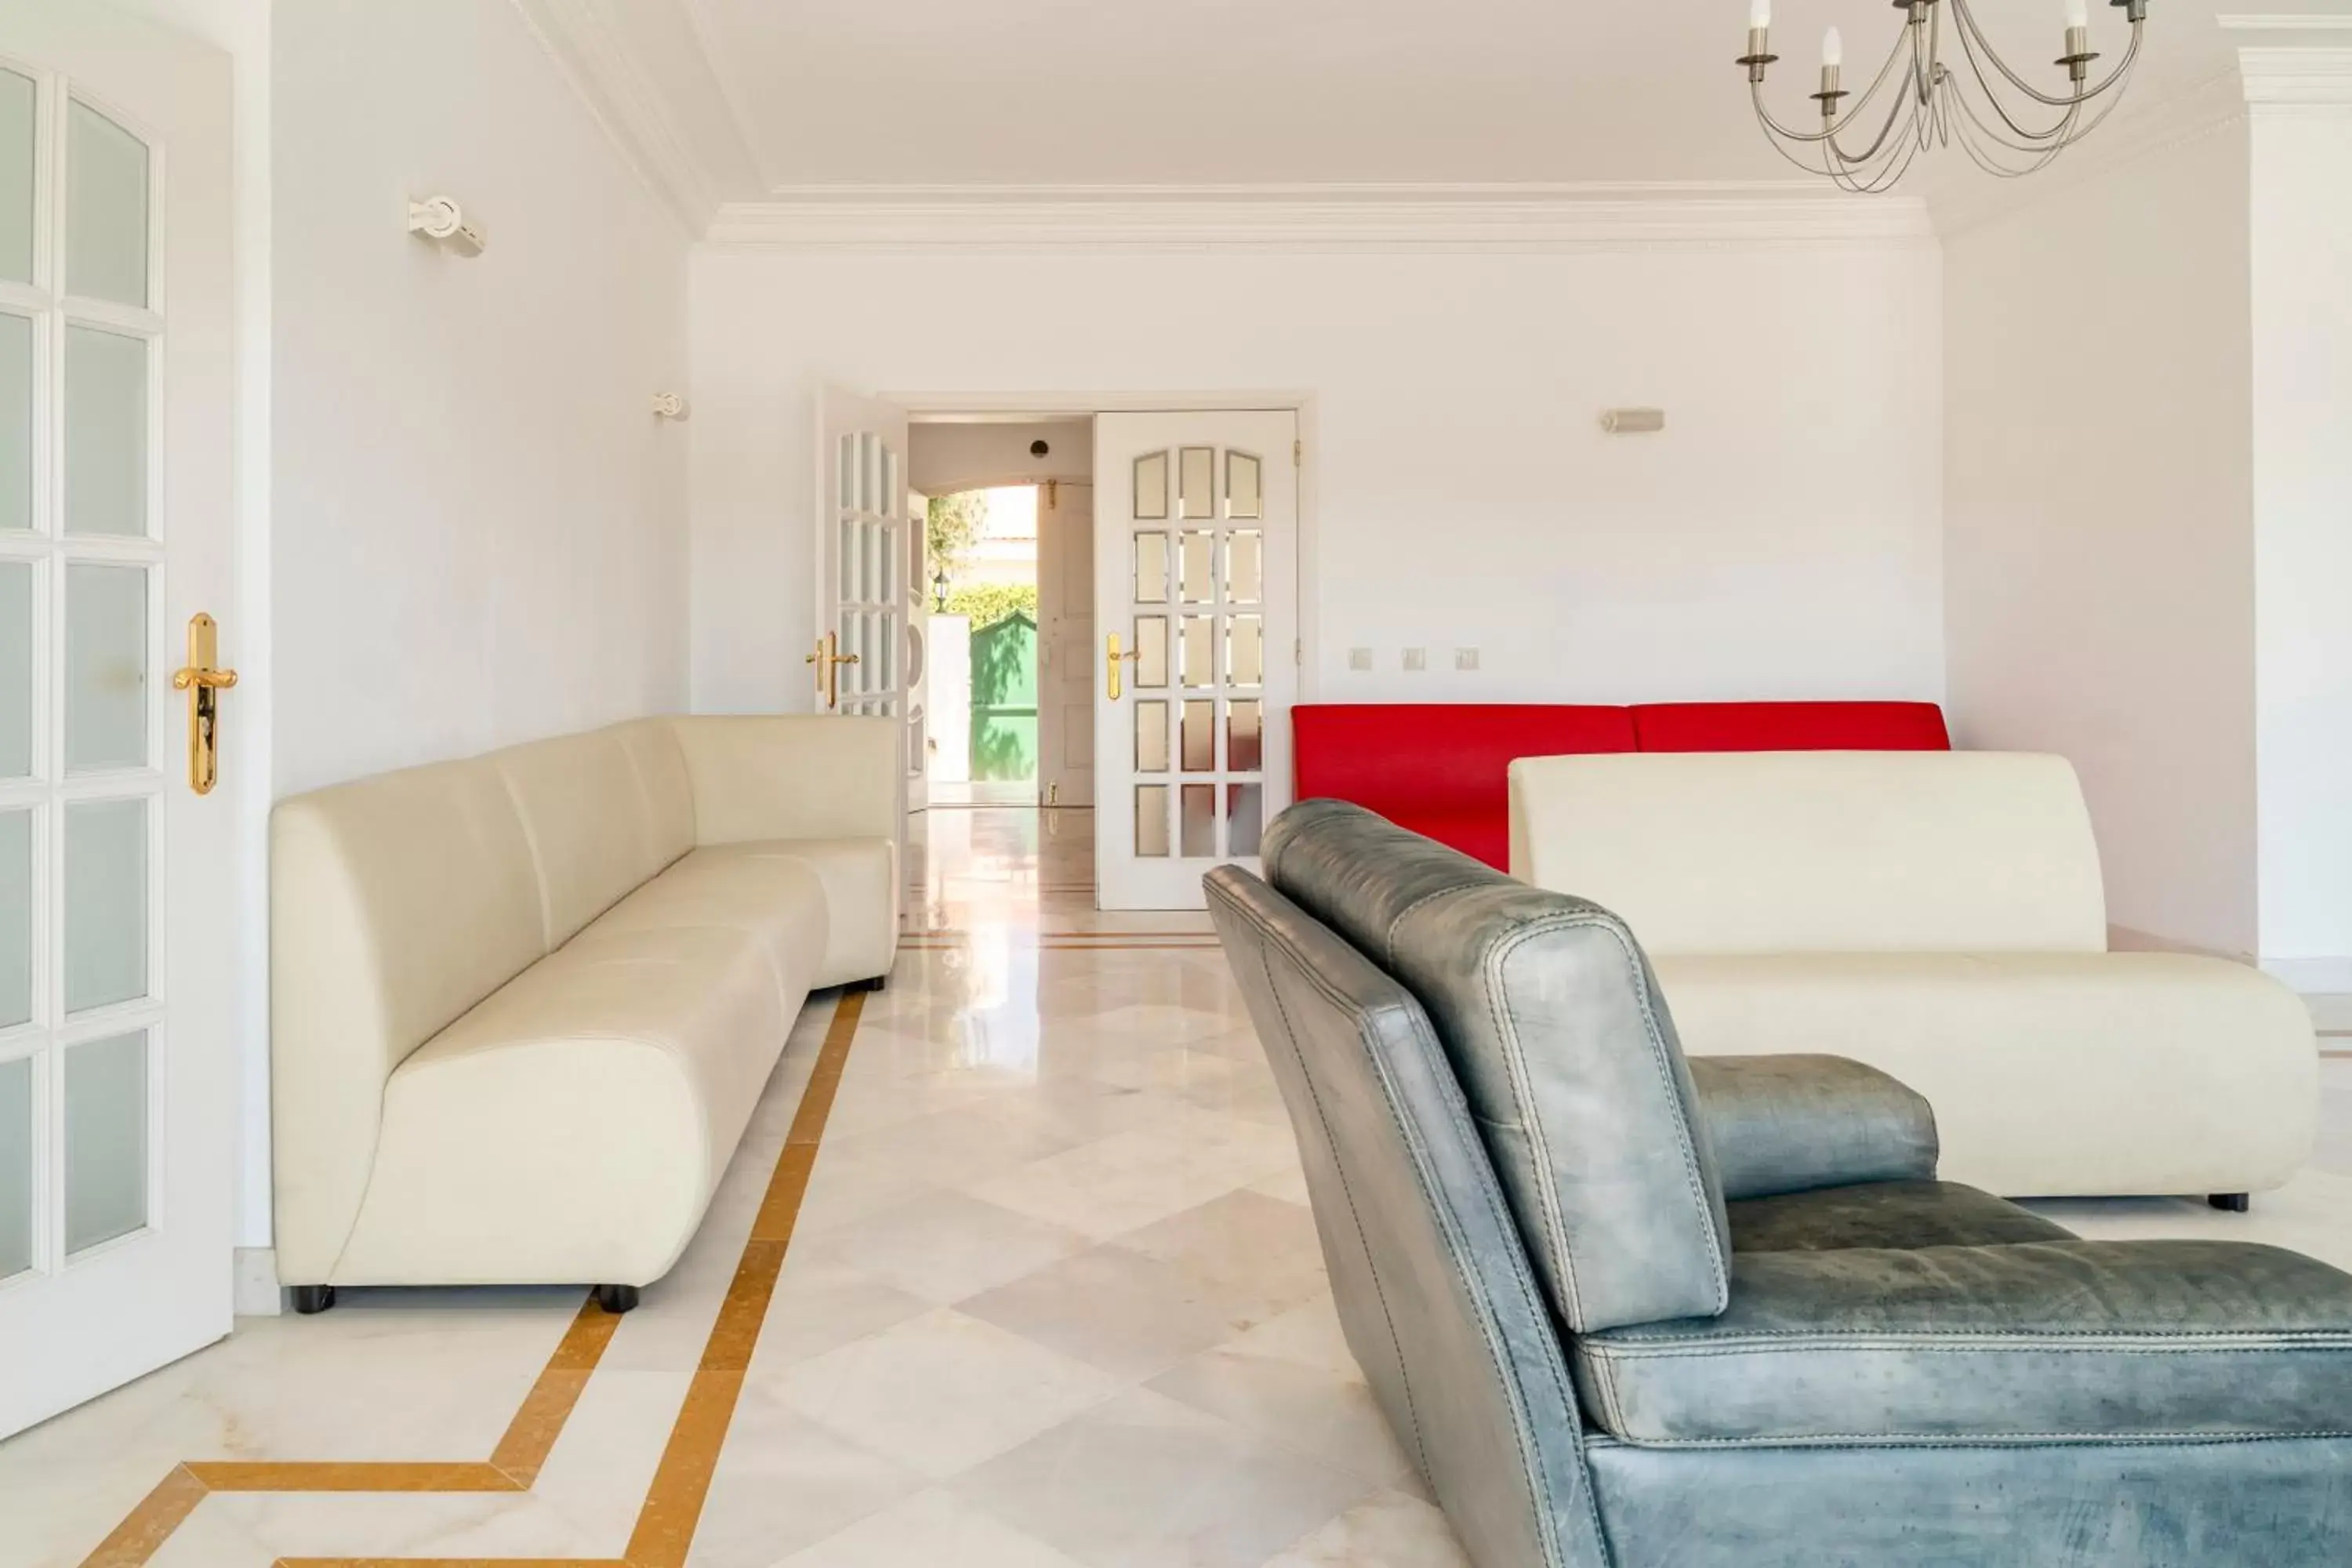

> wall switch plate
[1455,648,1480,671]
[1403,648,1428,672]
[1349,648,1374,672]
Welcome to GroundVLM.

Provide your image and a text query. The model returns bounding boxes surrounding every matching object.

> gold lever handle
[169,612,237,796]
[1106,633,1122,702]
[804,631,862,710]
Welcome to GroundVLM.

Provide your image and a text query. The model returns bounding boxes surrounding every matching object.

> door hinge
[1293,438,1302,466]
[1294,637,1304,665]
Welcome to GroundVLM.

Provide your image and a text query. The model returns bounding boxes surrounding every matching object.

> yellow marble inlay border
[78,990,867,1568]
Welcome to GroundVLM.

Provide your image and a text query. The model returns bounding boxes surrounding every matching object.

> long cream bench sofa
[270,716,898,1314]
[1509,750,2317,1205]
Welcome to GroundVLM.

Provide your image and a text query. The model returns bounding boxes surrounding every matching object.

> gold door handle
[804,631,862,710]
[1105,635,1142,700]
[169,612,238,796]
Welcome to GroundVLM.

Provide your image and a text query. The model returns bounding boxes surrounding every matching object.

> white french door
[1036,480,1094,809]
[814,387,912,839]
[814,387,910,726]
[1093,412,1298,910]
[0,6,239,1437]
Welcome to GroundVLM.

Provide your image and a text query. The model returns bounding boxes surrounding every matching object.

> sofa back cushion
[492,725,694,946]
[1263,800,1732,1334]
[1512,752,2107,956]
[270,756,548,1279]
[1630,700,1951,753]
[612,717,699,867]
[666,716,900,845]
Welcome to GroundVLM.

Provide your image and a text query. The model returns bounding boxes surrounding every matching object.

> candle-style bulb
[2064,0,2089,27]
[1751,0,1772,29]
[1822,25,1843,67]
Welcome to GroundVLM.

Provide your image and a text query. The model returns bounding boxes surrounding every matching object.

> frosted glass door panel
[0,70,31,286]
[0,561,30,776]
[0,810,27,1029]
[63,1029,144,1254]
[64,798,145,1014]
[64,327,148,538]
[0,312,31,532]
[64,563,146,771]
[0,1054,28,1281]
[66,101,148,309]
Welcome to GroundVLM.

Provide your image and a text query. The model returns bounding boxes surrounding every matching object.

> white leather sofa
[1509,751,2317,1203]
[270,716,898,1311]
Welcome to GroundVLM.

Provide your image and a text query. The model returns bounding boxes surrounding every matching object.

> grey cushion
[1203,865,1610,1568]
[1574,1240,2352,1446]
[1263,799,1732,1334]
[1689,1054,1937,1200]
[1729,1180,2074,1253]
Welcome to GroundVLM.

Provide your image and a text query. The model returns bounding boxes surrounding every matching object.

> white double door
[0,6,241,1437]
[1092,412,1298,911]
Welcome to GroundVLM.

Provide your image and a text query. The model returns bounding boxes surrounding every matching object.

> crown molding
[702,183,1935,254]
[2225,14,2352,109]
[506,0,724,235]
[1926,67,2249,238]
[2237,46,2352,107]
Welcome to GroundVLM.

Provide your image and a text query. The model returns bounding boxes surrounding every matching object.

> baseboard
[2262,956,2352,995]
[234,1247,283,1317]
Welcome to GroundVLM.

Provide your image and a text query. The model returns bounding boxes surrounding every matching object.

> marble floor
[5,806,2352,1568]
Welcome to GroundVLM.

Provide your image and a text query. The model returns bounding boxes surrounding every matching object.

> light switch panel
[1403,648,1428,672]
[1349,648,1374,672]
[1455,648,1480,672]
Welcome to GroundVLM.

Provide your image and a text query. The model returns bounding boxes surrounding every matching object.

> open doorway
[908,419,1095,811]
[927,485,1039,806]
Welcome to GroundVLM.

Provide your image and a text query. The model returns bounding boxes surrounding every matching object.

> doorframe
[892,391,1323,713]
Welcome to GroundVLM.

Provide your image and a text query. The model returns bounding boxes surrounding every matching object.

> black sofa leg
[289,1284,336,1315]
[2209,1192,2252,1214]
[594,1283,640,1314]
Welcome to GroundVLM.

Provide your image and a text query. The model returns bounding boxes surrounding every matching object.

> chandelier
[1740,0,2149,191]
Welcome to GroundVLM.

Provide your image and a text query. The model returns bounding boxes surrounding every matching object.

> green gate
[970,610,1037,782]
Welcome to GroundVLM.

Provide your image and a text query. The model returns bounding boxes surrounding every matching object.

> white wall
[689,245,1945,717]
[1943,124,2259,959]
[272,0,692,797]
[910,419,1092,497]
[2249,107,2352,975]
[131,0,695,1254]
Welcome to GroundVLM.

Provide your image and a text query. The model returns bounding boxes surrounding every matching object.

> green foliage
[926,492,989,580]
[941,583,1037,629]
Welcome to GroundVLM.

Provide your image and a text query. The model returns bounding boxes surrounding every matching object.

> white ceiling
[560,0,2278,212]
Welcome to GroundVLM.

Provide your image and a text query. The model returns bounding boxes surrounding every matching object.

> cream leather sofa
[271,716,898,1312]
[1509,751,2317,1203]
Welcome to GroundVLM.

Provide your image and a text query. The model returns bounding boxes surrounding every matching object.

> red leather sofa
[1292,701,1951,869]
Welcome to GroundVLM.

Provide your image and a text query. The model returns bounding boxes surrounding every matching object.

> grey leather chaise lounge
[1206,800,2352,1568]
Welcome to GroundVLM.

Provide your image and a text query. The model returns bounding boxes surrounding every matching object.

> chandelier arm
[1948,93,2078,177]
[1951,0,2144,108]
[1829,81,1923,167]
[1954,95,2078,164]
[1862,135,1925,193]
[1748,34,1914,147]
[1830,100,1918,191]
[1951,46,2132,158]
[1952,38,2087,147]
[1952,20,2085,143]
